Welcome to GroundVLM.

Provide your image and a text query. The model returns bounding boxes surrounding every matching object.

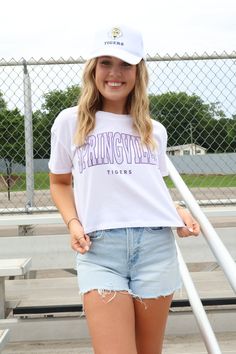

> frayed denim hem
[78,286,181,311]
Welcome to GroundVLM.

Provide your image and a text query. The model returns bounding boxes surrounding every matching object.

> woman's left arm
[176,206,200,237]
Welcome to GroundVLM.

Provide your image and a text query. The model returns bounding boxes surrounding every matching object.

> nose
[109,64,122,77]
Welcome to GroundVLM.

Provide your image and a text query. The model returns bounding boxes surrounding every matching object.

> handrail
[166,156,236,293]
[166,155,236,353]
[176,243,222,353]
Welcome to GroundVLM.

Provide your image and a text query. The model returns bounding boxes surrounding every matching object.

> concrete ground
[1,187,236,211]
[2,332,236,354]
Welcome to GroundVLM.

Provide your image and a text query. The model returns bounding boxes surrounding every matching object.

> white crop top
[49,106,184,233]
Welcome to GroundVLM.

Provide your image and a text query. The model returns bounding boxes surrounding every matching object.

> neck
[102,100,127,115]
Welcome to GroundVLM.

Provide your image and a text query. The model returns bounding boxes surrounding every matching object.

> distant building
[167,144,207,156]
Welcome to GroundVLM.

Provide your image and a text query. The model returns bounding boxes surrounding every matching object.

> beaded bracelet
[67,217,80,229]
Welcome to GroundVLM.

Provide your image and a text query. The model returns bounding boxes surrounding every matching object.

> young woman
[49,25,200,354]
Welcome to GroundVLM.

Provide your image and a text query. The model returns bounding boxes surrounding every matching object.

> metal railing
[176,245,222,353]
[167,155,236,353]
[167,156,236,292]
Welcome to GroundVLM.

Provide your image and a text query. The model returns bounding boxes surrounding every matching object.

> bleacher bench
[0,329,10,353]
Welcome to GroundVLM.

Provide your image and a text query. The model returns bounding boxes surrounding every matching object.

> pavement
[2,333,236,353]
[1,187,236,211]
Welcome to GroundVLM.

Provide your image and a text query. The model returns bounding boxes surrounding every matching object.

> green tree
[227,118,236,151]
[0,96,25,199]
[197,118,229,152]
[149,92,230,152]
[0,92,7,110]
[33,85,81,158]
[0,93,25,175]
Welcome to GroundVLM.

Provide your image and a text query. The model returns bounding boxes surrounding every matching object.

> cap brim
[87,47,142,65]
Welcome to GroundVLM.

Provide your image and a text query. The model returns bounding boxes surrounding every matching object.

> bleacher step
[3,270,236,341]
[5,270,235,312]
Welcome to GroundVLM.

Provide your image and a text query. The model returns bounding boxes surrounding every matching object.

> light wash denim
[76,227,182,299]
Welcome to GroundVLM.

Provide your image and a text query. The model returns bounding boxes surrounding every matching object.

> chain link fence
[0,53,236,213]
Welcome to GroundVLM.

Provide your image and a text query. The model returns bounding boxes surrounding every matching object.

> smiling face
[95,56,137,114]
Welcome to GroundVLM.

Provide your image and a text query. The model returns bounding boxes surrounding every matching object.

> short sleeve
[48,111,74,174]
[155,123,168,177]
[48,132,72,174]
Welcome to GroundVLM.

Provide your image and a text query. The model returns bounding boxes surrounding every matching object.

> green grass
[1,172,50,192]
[1,172,236,192]
[164,174,236,188]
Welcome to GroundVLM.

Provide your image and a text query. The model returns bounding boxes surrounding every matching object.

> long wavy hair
[74,58,156,149]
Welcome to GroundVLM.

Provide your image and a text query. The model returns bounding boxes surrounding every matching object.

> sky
[0,0,236,60]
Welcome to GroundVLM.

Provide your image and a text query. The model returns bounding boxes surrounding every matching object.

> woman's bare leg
[84,290,137,354]
[134,294,173,354]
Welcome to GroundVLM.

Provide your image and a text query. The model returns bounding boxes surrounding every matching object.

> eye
[100,59,112,66]
[122,61,132,67]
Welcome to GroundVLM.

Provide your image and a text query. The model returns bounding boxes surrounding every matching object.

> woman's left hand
[176,208,200,238]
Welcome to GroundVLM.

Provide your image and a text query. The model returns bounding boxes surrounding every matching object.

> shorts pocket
[145,226,164,233]
[87,229,105,240]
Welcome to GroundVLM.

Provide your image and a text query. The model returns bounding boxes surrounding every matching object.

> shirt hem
[84,220,184,234]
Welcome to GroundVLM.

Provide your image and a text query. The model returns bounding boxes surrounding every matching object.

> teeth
[107,82,122,87]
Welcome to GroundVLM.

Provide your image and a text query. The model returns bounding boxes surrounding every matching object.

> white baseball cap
[87,25,145,65]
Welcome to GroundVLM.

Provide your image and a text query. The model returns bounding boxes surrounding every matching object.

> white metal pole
[166,156,236,293]
[176,244,222,354]
[0,278,5,318]
[23,60,34,209]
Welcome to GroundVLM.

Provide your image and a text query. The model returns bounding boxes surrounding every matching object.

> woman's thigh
[84,290,137,354]
[134,294,173,354]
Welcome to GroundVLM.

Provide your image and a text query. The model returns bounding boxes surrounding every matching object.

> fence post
[23,60,34,209]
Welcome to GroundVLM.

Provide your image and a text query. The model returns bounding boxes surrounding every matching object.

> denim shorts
[76,227,182,299]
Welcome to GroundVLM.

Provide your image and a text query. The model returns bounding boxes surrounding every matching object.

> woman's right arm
[49,173,91,253]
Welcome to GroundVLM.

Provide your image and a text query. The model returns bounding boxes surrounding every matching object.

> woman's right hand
[69,220,91,254]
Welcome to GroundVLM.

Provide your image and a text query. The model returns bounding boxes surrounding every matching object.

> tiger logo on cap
[110,27,122,39]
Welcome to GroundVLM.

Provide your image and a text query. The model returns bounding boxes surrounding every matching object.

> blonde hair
[74,59,156,149]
